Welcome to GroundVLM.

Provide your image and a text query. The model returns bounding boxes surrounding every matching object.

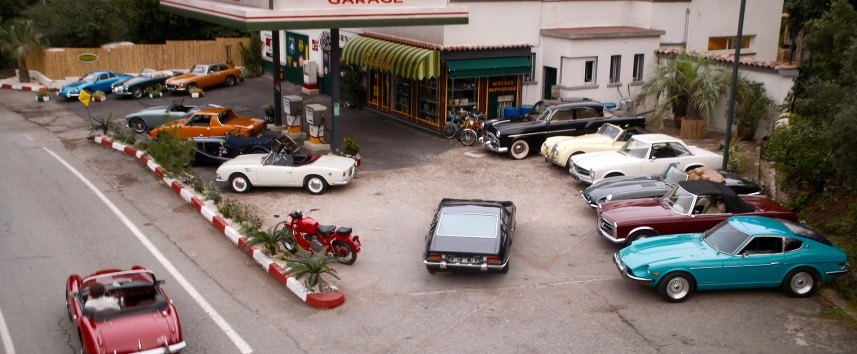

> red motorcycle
[275,209,361,265]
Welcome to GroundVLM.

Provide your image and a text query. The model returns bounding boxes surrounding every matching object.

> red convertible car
[65,266,186,353]
[597,180,797,245]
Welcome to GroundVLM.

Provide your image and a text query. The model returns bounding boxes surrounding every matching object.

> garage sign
[77,53,99,63]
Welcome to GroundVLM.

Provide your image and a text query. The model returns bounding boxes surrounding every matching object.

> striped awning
[342,36,440,80]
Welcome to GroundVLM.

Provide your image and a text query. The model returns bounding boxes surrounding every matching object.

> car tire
[225,75,237,87]
[510,140,530,160]
[305,175,328,195]
[131,87,143,99]
[657,272,695,303]
[229,173,252,193]
[782,267,818,298]
[626,229,657,245]
[129,118,148,134]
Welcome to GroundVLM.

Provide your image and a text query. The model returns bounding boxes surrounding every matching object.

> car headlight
[605,194,612,202]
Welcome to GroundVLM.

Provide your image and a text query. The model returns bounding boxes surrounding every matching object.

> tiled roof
[542,26,665,39]
[656,47,798,70]
[359,32,532,52]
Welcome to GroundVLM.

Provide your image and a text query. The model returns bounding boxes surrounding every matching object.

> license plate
[449,256,479,263]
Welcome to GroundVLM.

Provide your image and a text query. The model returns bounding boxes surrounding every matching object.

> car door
[182,114,212,139]
[93,73,111,92]
[688,196,731,231]
[202,64,220,88]
[642,142,683,176]
[721,236,784,287]
[573,106,604,135]
[256,153,295,186]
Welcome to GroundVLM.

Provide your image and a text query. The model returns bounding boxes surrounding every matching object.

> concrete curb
[92,136,345,309]
[0,82,46,92]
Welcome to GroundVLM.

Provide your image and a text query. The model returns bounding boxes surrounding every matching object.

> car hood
[93,311,178,353]
[572,150,640,170]
[584,178,669,203]
[166,73,201,85]
[489,118,541,133]
[542,135,578,148]
[555,134,613,149]
[600,198,679,223]
[619,233,713,269]
[311,154,357,170]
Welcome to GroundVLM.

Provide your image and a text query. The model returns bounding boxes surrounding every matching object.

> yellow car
[540,123,648,168]
[149,106,266,140]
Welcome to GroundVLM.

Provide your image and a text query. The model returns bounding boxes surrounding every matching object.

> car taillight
[485,256,501,263]
[427,253,443,261]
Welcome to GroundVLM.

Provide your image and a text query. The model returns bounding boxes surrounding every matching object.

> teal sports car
[614,216,849,303]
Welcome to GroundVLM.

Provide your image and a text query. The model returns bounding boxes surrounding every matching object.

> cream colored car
[540,123,647,168]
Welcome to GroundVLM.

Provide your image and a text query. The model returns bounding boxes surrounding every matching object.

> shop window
[418,78,440,126]
[393,77,412,116]
[609,55,621,84]
[584,59,596,84]
[449,77,478,114]
[632,54,644,82]
[708,36,753,51]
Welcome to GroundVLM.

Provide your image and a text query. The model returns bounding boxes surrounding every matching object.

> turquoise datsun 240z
[615,216,849,302]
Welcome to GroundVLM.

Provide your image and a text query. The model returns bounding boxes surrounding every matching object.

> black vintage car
[192,133,291,164]
[112,70,179,99]
[481,98,646,159]
[582,163,763,208]
[423,198,516,274]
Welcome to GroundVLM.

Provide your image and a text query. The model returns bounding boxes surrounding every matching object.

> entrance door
[368,71,382,108]
[543,66,557,99]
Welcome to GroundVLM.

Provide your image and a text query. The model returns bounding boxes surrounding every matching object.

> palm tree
[0,19,44,84]
[244,225,291,256]
[283,247,340,292]
[636,51,731,136]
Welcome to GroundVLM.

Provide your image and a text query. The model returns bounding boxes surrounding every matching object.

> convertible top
[679,180,754,213]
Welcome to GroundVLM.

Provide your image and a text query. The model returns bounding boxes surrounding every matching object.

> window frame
[609,55,621,84]
[584,59,597,84]
[632,54,644,82]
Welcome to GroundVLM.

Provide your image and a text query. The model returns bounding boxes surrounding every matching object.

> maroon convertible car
[65,266,186,353]
[597,180,797,245]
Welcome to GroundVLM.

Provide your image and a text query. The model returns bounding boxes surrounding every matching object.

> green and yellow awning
[342,36,440,80]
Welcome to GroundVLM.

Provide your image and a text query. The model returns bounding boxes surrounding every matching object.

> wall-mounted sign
[77,53,98,63]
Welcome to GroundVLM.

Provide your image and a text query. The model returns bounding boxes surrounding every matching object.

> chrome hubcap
[791,272,813,294]
[667,277,689,299]
[308,179,322,192]
[233,179,246,191]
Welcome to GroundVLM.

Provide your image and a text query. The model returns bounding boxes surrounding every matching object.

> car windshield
[436,213,499,238]
[618,138,649,159]
[191,65,207,74]
[219,110,239,124]
[598,124,622,140]
[703,220,750,254]
[662,184,696,215]
[662,165,689,186]
[80,73,98,82]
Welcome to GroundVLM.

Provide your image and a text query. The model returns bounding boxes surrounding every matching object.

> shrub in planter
[92,90,107,102]
[145,129,195,176]
[735,79,775,141]
[145,84,165,98]
[244,226,291,256]
[35,87,50,102]
[264,104,275,123]
[91,113,116,136]
[283,247,340,292]
[188,86,204,98]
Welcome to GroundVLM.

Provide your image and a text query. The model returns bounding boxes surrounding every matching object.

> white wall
[442,2,542,46]
[708,67,796,137]
[678,0,784,61]
[539,1,652,29]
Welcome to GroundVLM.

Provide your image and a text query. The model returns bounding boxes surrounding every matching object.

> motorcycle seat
[317,225,336,237]
[335,227,352,235]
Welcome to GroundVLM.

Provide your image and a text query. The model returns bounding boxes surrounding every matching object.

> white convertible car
[569,134,722,184]
[215,150,357,194]
[539,123,648,168]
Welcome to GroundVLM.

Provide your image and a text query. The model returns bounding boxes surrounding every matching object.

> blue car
[615,216,849,302]
[57,70,133,100]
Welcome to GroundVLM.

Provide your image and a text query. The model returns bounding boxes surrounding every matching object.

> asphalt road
[2,80,857,353]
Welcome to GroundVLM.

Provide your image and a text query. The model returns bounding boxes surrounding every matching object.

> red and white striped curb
[92,135,345,309]
[0,83,47,92]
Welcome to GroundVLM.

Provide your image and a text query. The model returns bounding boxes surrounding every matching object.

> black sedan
[581,163,762,208]
[423,198,516,273]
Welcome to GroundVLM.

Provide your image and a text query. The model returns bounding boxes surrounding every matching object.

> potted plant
[188,86,204,98]
[735,79,775,141]
[283,247,340,293]
[341,136,362,167]
[35,87,50,102]
[146,84,165,99]
[264,104,275,123]
[92,90,107,102]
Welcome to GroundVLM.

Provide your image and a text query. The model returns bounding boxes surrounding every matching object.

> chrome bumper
[580,190,599,208]
[598,224,625,244]
[134,341,187,354]
[423,258,508,272]
[480,136,508,153]
[613,252,653,282]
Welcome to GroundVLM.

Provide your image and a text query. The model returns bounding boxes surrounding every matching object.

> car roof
[728,216,833,245]
[629,133,683,144]
[679,180,755,213]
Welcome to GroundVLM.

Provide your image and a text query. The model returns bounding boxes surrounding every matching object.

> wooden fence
[26,37,252,80]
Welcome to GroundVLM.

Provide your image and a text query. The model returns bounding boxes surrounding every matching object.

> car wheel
[305,175,328,195]
[330,241,357,265]
[225,75,237,87]
[129,118,148,134]
[782,267,818,297]
[459,129,478,146]
[626,230,657,245]
[131,87,143,99]
[657,272,695,303]
[510,140,530,159]
[229,173,252,193]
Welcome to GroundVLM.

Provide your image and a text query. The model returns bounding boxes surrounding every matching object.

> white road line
[44,147,253,354]
[0,305,16,354]
[24,134,33,142]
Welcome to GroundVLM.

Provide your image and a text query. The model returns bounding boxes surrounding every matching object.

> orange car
[149,107,266,140]
[164,62,241,93]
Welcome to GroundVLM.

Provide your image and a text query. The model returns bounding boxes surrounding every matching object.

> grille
[573,162,590,177]
[599,216,614,235]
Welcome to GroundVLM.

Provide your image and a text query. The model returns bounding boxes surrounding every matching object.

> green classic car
[615,216,849,303]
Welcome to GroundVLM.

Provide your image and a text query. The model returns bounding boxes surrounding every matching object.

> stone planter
[190,91,204,98]
[35,95,50,102]
[148,92,164,99]
[92,95,106,103]
[679,118,707,140]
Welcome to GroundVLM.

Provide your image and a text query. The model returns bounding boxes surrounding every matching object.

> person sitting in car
[84,282,120,312]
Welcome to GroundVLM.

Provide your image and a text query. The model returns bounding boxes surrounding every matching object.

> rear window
[437,213,498,238]
[779,219,832,245]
